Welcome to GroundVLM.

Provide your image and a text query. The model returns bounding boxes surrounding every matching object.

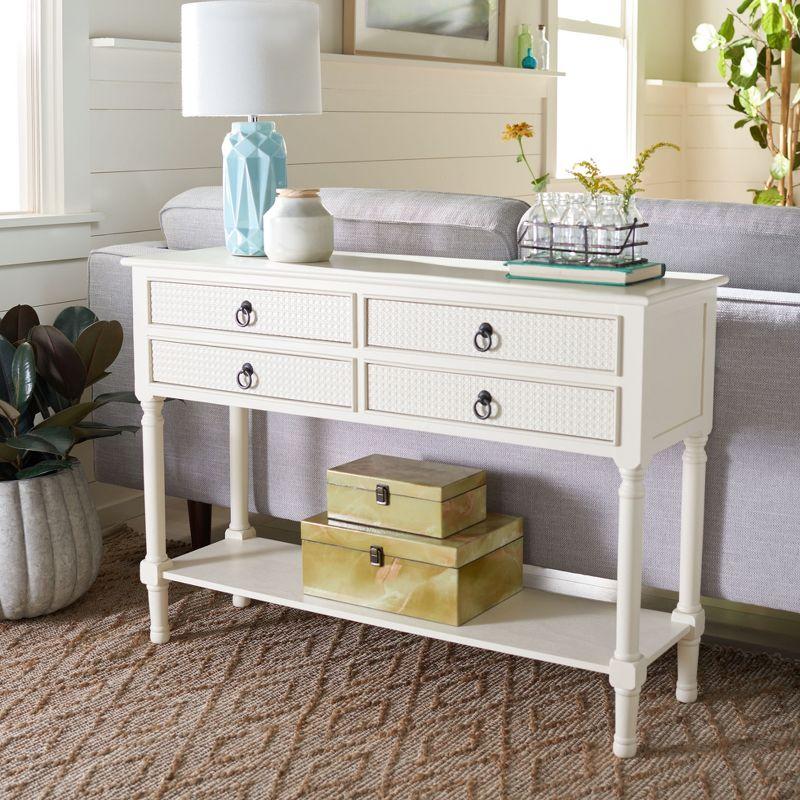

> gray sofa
[88,187,800,614]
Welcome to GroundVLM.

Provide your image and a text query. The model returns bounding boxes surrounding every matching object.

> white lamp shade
[182,0,322,117]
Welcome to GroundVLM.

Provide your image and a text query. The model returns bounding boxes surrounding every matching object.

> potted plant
[692,3,799,205]
[0,304,138,619]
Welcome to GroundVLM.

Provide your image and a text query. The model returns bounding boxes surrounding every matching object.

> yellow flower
[502,122,534,141]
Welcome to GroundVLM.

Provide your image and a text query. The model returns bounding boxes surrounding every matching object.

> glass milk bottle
[593,195,627,265]
[624,196,644,263]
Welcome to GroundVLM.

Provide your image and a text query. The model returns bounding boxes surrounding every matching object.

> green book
[504,260,666,287]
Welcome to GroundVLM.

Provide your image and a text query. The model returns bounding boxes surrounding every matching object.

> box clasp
[369,545,384,567]
[375,483,390,506]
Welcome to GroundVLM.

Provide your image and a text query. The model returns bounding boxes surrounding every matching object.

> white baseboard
[524,564,800,655]
[89,481,144,533]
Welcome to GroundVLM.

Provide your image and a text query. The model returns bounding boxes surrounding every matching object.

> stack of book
[505,259,666,286]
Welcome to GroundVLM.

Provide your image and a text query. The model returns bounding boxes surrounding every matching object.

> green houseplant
[692,2,800,205]
[0,304,139,619]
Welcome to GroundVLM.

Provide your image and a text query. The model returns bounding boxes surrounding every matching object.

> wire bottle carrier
[517,219,649,268]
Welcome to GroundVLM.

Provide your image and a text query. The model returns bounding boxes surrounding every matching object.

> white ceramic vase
[0,464,103,619]
[263,188,334,263]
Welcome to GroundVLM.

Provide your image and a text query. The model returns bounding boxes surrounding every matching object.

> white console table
[127,247,727,758]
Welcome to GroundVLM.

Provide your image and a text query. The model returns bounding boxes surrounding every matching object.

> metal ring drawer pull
[473,322,493,352]
[236,362,254,389]
[235,300,253,327]
[473,390,493,420]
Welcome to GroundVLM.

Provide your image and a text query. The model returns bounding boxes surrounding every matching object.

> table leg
[139,398,172,644]
[672,435,708,703]
[609,465,647,759]
[226,405,255,608]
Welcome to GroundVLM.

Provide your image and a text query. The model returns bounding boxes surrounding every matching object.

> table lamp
[182,0,322,256]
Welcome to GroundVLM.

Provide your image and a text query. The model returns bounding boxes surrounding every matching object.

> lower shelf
[162,537,689,674]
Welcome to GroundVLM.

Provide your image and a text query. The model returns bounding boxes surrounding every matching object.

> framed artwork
[343,0,506,66]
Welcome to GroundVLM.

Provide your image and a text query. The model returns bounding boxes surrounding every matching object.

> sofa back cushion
[160,186,529,260]
[637,198,800,293]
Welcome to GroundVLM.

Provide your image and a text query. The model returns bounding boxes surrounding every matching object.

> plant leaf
[0,398,20,424]
[75,320,123,384]
[770,152,791,179]
[0,441,18,463]
[72,422,138,444]
[4,427,74,456]
[0,305,39,345]
[15,459,74,481]
[30,325,87,401]
[749,186,784,204]
[92,390,139,408]
[53,306,99,343]
[35,401,95,430]
[11,342,36,412]
[0,336,15,405]
[720,13,736,41]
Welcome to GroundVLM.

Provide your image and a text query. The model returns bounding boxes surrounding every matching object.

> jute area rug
[1,529,798,800]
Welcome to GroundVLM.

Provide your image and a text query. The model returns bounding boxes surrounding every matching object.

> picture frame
[343,0,506,67]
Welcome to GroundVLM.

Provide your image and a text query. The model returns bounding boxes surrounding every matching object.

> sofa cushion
[638,198,800,293]
[160,186,529,260]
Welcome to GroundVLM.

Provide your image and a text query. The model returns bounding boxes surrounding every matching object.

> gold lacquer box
[327,454,486,538]
[301,512,523,626]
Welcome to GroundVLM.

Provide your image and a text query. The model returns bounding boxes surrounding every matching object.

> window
[0,0,38,214]
[556,0,637,178]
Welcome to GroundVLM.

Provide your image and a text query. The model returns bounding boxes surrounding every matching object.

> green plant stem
[517,139,548,221]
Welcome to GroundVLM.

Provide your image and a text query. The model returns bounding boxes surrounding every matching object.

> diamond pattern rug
[0,528,798,799]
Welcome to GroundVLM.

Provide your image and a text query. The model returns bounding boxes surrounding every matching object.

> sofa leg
[187,499,212,550]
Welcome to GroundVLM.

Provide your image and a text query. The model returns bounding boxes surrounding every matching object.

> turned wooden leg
[187,499,212,550]
[672,435,708,703]
[609,465,647,759]
[140,398,172,644]
[227,406,254,608]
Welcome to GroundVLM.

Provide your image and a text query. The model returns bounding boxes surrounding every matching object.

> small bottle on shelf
[535,24,550,70]
[521,47,538,70]
[516,23,533,68]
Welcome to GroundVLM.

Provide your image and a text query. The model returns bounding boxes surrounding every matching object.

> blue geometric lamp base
[222,121,288,256]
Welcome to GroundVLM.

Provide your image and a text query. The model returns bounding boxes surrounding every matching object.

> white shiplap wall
[643,80,773,204]
[88,42,556,248]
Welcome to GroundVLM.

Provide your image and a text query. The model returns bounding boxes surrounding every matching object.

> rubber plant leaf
[72,422,139,443]
[0,442,18,463]
[92,391,139,408]
[11,342,36,412]
[35,401,95,430]
[15,459,75,481]
[0,305,39,345]
[30,325,87,402]
[0,336,15,404]
[75,320,123,384]
[53,306,99,343]
[0,398,21,424]
[4,426,74,456]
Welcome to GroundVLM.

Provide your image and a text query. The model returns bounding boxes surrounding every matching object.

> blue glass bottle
[521,47,538,70]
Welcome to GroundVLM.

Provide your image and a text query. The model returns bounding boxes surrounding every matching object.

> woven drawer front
[367,364,617,441]
[151,340,353,407]
[150,281,352,343]
[367,299,618,372]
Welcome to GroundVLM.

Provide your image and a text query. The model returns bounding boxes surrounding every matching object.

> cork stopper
[277,188,320,199]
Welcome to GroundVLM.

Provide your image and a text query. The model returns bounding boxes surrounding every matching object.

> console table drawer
[150,281,353,343]
[366,299,619,372]
[151,340,353,407]
[367,364,617,442]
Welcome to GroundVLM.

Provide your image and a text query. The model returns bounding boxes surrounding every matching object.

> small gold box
[301,512,523,626]
[326,454,486,538]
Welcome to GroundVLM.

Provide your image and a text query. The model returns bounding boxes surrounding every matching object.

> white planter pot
[264,188,334,263]
[0,464,103,620]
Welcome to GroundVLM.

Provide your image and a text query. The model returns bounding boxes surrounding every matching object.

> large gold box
[326,454,486,538]
[301,512,523,626]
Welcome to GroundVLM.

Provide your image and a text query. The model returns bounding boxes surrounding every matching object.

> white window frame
[552,0,640,180]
